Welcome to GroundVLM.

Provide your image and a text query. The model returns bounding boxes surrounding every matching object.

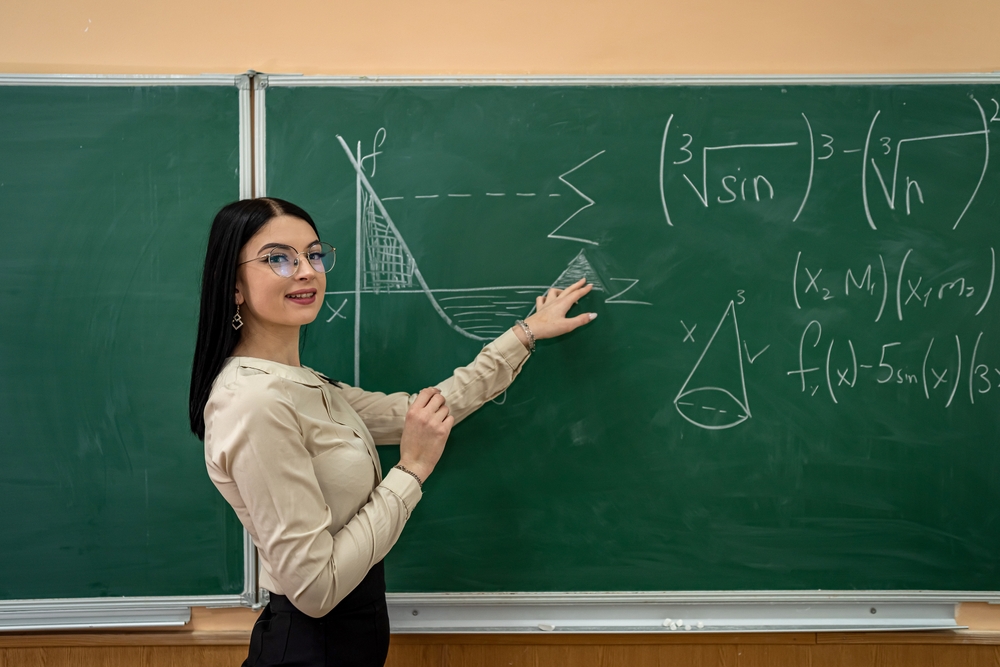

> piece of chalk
[697,621,704,629]
[685,624,692,631]
[662,618,672,627]
[538,623,555,632]
[676,619,684,626]
[669,622,678,630]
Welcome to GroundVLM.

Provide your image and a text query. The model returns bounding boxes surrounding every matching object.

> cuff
[493,327,532,373]
[381,467,423,515]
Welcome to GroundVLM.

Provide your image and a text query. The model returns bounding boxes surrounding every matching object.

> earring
[232,303,244,331]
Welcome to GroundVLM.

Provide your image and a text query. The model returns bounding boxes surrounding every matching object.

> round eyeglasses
[239,242,337,278]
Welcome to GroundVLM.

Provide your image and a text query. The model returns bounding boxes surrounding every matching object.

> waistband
[267,560,386,616]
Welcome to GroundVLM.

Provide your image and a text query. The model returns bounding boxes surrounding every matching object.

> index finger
[558,280,594,301]
[558,278,588,295]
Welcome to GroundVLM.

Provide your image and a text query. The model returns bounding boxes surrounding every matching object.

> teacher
[188,198,595,667]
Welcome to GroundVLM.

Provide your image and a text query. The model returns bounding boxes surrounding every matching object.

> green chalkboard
[265,81,1000,594]
[0,82,245,600]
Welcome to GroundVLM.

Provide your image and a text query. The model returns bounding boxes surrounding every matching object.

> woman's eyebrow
[256,242,285,254]
[255,239,321,254]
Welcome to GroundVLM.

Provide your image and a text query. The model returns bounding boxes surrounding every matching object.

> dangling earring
[232,303,244,331]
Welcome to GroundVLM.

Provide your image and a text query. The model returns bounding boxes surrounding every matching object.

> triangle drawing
[551,250,607,292]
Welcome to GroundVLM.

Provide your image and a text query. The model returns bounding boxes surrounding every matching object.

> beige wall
[2,0,999,75]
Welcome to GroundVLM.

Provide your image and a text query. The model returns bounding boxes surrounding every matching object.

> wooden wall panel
[378,635,1000,667]
[139,646,246,667]
[385,642,445,667]
[1,647,144,667]
[0,647,246,667]
[734,645,813,667]
[806,645,878,667]
[2,632,1000,666]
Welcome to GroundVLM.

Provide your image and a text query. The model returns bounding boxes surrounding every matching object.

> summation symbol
[674,301,751,430]
[548,150,605,245]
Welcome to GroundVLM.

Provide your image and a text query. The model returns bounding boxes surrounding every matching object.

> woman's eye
[268,254,290,264]
[307,252,324,261]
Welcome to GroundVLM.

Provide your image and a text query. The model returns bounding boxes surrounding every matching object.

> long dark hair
[189,197,318,440]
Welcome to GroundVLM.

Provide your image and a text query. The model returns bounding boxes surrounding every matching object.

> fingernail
[589,313,598,320]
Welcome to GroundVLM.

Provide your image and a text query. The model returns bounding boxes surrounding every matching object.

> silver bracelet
[515,319,536,353]
[393,464,423,489]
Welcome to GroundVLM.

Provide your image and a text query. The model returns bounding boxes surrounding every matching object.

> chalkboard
[0,79,247,603]
[263,79,1000,594]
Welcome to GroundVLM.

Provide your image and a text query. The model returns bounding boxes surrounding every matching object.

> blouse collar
[229,356,327,388]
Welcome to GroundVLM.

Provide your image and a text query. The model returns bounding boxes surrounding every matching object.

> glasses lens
[267,245,297,278]
[307,242,336,273]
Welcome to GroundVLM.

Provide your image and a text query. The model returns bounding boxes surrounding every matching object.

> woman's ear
[235,289,244,306]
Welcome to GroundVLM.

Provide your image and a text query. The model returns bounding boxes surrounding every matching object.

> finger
[429,396,449,416]
[560,279,591,298]
[412,387,440,409]
[411,388,433,408]
[568,282,595,300]
[538,284,591,320]
[535,295,545,311]
[556,282,593,306]
[547,287,561,298]
[425,392,446,413]
[554,312,595,335]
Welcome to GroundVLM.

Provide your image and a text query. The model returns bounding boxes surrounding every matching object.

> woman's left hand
[516,278,596,345]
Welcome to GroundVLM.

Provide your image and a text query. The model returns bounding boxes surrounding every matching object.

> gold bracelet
[393,464,424,489]
[515,319,536,352]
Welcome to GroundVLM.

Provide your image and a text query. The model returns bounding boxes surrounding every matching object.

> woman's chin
[291,306,323,326]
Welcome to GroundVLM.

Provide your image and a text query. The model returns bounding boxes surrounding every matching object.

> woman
[189,198,595,667]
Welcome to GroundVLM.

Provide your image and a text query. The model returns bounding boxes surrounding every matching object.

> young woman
[189,198,595,667]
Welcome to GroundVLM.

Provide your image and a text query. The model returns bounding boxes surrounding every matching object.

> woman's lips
[286,290,317,305]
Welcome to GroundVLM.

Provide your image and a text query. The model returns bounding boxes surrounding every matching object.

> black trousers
[243,561,390,667]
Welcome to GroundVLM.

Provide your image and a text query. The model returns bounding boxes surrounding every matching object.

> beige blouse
[203,328,530,618]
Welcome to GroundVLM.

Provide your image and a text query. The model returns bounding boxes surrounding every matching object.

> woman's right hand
[397,387,454,483]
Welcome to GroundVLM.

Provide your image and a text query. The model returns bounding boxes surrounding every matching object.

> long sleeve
[204,367,421,618]
[337,327,532,444]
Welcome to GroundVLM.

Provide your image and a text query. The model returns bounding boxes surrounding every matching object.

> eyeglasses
[239,242,337,278]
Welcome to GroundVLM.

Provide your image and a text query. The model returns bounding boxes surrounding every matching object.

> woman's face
[234,214,326,332]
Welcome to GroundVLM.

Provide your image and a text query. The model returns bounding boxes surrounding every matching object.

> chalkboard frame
[0,73,257,631]
[257,73,1000,632]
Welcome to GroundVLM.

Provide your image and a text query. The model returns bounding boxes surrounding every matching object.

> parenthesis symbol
[793,113,814,223]
[921,337,934,400]
[862,110,881,231]
[969,332,983,405]
[945,335,962,408]
[825,338,838,404]
[793,251,802,309]
[848,339,858,387]
[975,247,995,316]
[875,254,888,323]
[953,97,989,230]
[660,115,674,227]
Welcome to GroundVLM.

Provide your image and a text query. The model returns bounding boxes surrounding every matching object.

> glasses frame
[238,241,337,278]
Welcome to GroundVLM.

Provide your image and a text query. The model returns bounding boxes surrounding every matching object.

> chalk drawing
[674,301,751,430]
